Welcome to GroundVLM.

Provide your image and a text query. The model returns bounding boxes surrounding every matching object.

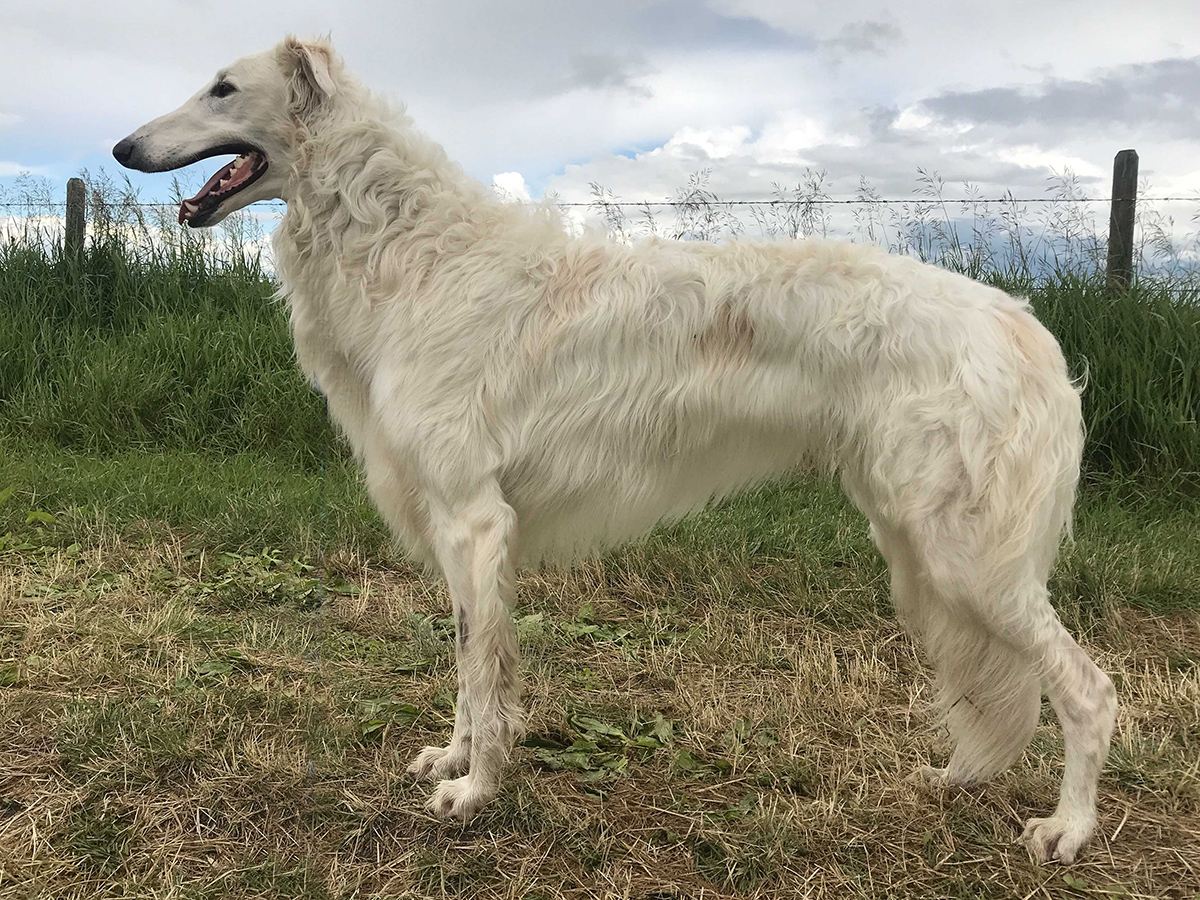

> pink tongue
[218,158,257,192]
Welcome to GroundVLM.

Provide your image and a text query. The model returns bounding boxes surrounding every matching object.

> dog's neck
[282,90,484,239]
[273,90,502,314]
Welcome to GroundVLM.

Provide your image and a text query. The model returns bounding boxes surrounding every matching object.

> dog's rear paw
[426,775,494,821]
[407,742,470,782]
[1022,815,1094,865]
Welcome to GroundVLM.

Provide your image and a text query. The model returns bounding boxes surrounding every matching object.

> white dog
[114,36,1116,864]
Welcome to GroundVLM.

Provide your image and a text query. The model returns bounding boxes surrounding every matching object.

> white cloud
[892,107,933,132]
[989,146,1106,180]
[0,161,50,177]
[492,171,532,202]
[654,126,754,161]
[892,106,971,140]
[1,0,1199,234]
[754,114,850,162]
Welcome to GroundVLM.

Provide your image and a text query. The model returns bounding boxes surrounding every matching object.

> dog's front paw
[426,775,494,821]
[906,764,950,787]
[1022,814,1094,865]
[406,742,470,782]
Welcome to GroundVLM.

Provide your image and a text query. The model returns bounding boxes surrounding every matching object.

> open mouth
[178,147,268,226]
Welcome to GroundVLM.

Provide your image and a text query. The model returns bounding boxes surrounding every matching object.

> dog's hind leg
[1011,590,1116,865]
[916,537,1115,865]
[419,482,522,821]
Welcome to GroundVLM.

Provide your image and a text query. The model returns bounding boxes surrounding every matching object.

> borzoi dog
[113,36,1116,864]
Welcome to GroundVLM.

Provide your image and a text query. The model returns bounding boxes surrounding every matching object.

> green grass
[1,446,1197,899]
[2,440,1197,623]
[1,241,1197,482]
[1026,274,1200,480]
[0,240,329,468]
[0,439,384,553]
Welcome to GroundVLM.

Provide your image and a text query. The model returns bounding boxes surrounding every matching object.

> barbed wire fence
[2,150,1199,290]
[5,196,1199,208]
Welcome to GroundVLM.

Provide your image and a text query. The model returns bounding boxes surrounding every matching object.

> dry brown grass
[1,534,1197,900]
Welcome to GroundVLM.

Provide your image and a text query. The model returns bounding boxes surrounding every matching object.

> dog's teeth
[184,201,198,213]
[232,157,245,170]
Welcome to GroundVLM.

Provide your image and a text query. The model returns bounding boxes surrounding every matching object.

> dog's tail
[922,606,1044,781]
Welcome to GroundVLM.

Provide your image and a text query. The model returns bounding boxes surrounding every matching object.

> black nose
[112,138,135,166]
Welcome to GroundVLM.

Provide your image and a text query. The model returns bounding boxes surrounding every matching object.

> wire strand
[2,196,1198,209]
[558,196,1199,207]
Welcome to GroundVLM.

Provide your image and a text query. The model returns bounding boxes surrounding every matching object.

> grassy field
[1,470,1198,899]
[1,238,1198,898]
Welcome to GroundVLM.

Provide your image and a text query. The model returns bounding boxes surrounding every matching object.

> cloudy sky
[2,0,1199,222]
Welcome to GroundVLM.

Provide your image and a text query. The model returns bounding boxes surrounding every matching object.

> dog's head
[112,36,340,228]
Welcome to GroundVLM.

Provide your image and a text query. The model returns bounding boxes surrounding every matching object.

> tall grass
[0,237,331,470]
[1029,275,1199,481]
[0,170,1196,485]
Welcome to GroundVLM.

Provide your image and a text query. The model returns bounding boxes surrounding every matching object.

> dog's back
[441,232,1054,563]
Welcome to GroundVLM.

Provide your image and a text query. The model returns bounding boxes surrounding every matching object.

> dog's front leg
[405,602,474,782]
[420,484,522,821]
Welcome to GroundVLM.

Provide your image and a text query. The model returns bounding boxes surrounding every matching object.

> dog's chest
[287,292,376,442]
[283,281,439,564]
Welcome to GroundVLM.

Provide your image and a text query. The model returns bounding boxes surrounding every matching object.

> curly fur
[115,36,1117,863]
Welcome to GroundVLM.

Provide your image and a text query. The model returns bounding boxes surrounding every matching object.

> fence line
[3,196,1199,209]
[5,149,1198,290]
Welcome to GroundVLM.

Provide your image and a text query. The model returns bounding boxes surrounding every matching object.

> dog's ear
[280,36,337,116]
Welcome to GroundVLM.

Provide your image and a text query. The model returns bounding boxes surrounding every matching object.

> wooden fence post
[65,177,86,258]
[1106,149,1138,291]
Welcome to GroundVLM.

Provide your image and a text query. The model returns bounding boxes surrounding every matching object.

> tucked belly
[502,418,813,563]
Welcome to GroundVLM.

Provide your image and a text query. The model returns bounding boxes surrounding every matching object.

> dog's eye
[211,81,237,99]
